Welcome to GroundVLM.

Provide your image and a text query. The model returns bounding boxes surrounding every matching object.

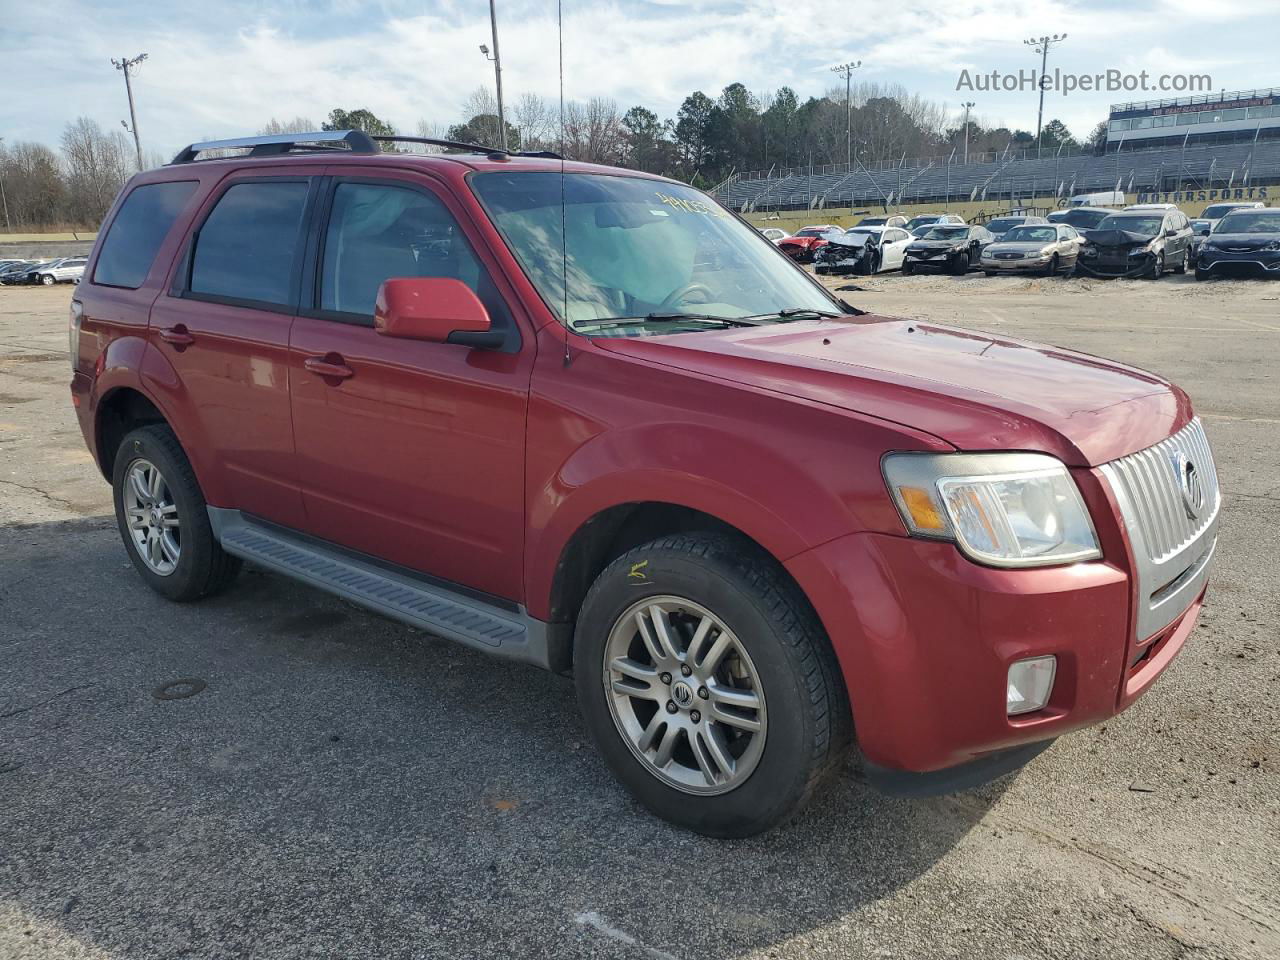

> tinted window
[320,182,490,318]
[190,181,309,306]
[94,181,197,288]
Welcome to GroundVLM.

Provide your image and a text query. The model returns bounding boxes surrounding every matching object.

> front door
[288,172,533,602]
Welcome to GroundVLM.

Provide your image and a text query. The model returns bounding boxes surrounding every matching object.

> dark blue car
[1196,208,1280,280]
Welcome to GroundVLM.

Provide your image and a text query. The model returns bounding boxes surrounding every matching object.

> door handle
[304,356,354,380]
[159,325,195,346]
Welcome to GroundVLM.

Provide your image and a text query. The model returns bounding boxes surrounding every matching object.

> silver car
[34,258,88,285]
[981,223,1083,276]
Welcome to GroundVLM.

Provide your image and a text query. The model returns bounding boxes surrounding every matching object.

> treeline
[2,86,1102,230]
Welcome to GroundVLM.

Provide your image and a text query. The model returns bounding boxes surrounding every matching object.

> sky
[2,0,1277,162]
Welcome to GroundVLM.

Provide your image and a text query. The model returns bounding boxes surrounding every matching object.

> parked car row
[0,257,88,285]
[763,201,1277,281]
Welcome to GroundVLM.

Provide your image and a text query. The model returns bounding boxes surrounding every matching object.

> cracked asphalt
[1,279,1278,959]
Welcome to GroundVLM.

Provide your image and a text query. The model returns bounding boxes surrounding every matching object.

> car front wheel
[574,533,850,837]
[41,274,55,285]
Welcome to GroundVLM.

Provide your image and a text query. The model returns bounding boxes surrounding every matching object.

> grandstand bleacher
[713,138,1280,213]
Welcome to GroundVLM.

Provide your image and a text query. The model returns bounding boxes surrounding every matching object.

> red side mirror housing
[374,277,502,349]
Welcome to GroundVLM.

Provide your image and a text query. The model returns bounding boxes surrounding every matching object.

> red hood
[594,316,1192,466]
[779,236,827,247]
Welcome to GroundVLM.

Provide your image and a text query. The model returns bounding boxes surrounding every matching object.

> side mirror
[374,277,502,349]
[1164,228,1178,238]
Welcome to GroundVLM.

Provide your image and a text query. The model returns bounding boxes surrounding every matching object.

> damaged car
[776,225,839,262]
[1076,209,1193,279]
[981,223,1083,276]
[814,225,913,275]
[901,223,993,275]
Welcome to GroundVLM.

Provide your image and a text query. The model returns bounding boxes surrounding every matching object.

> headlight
[1081,245,1097,257]
[1264,240,1280,252]
[1128,246,1152,257]
[1038,246,1054,259]
[882,452,1101,567]
[1201,240,1218,251]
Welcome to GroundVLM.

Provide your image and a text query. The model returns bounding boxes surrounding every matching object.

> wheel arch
[95,386,169,481]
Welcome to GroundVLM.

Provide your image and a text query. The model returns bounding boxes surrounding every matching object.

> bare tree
[561,98,626,164]
[1,141,66,227]
[259,117,319,135]
[513,93,557,151]
[60,118,132,225]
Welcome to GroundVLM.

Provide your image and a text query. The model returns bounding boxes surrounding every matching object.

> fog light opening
[1007,655,1057,715]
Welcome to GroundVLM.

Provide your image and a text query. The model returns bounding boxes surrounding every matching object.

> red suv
[70,131,1220,837]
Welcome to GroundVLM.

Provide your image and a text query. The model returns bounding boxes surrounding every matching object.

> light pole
[830,60,862,170]
[479,0,507,150]
[961,101,975,164]
[1023,33,1066,158]
[111,53,148,171]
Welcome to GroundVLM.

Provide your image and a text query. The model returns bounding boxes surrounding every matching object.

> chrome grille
[1100,418,1220,641]
[1104,418,1219,563]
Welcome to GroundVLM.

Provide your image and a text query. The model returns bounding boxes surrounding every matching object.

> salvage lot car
[981,223,1083,276]
[901,223,993,274]
[776,224,838,261]
[34,256,87,285]
[757,226,791,243]
[69,130,1220,838]
[856,214,909,229]
[982,214,1048,241]
[1190,201,1267,253]
[1047,207,1118,232]
[814,225,913,275]
[1195,207,1280,280]
[1077,208,1193,279]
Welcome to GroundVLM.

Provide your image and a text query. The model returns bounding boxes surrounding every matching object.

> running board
[207,508,551,669]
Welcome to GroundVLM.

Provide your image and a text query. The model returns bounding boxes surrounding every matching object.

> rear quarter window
[93,181,198,289]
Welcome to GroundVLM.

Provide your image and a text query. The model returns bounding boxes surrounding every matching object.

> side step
[208,508,551,669]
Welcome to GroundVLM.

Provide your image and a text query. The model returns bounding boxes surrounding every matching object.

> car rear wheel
[113,424,241,602]
[574,532,851,837]
[1173,249,1188,274]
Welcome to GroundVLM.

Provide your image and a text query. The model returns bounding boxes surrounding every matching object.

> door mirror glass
[374,277,499,348]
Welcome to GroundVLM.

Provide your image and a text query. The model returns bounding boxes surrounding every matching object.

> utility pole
[479,0,507,150]
[0,137,10,231]
[961,101,975,165]
[1023,33,1066,158]
[829,60,862,170]
[112,53,148,171]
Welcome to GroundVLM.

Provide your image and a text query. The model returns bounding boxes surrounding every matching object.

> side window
[94,180,198,289]
[319,181,496,321]
[190,181,310,306]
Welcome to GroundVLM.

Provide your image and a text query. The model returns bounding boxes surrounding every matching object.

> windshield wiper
[745,306,847,322]
[570,312,757,332]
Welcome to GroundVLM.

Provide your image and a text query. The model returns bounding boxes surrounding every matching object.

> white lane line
[573,911,680,960]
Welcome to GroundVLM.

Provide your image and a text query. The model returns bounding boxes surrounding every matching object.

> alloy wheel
[604,596,767,795]
[123,458,181,576]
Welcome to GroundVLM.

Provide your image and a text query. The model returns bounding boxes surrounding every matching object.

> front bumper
[786,466,1209,782]
[904,251,962,271]
[982,256,1053,272]
[1197,250,1280,276]
[1075,252,1154,278]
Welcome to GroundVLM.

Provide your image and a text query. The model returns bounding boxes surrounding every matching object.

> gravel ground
[1,279,1277,960]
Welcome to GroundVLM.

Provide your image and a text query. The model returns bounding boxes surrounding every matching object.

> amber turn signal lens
[898,486,947,532]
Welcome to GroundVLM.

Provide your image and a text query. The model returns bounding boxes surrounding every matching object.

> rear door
[148,175,319,529]
[286,168,533,601]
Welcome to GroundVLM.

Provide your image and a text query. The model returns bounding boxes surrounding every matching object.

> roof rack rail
[170,130,378,164]
[370,134,562,160]
[169,130,563,165]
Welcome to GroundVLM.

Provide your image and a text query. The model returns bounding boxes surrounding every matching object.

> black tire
[1195,265,1211,282]
[859,251,878,276]
[949,255,966,275]
[112,424,241,602]
[41,274,55,286]
[1146,252,1164,280]
[1047,253,1060,276]
[573,532,851,838]
[902,262,914,276]
[1173,249,1188,274]
[984,270,997,277]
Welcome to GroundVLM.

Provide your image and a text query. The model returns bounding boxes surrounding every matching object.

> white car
[813,226,914,275]
[35,257,88,285]
[758,227,791,244]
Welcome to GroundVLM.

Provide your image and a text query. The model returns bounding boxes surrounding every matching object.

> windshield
[1202,204,1250,220]
[857,217,886,226]
[795,228,827,237]
[1051,209,1109,229]
[919,226,967,241]
[1214,212,1280,233]
[1097,215,1162,235]
[471,172,837,330]
[905,216,939,229]
[1002,226,1057,243]
[985,218,1025,233]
